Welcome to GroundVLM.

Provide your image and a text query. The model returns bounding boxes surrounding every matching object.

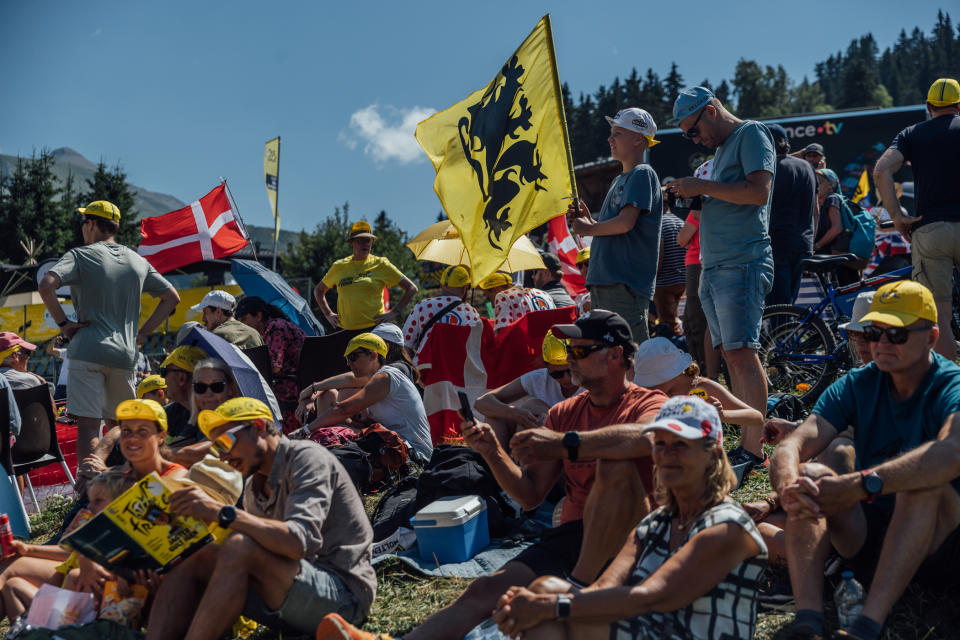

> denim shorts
[699,258,773,350]
[242,560,363,633]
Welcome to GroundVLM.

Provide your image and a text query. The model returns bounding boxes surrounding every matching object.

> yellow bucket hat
[859,281,937,327]
[160,346,208,373]
[198,397,274,439]
[78,200,121,222]
[478,272,513,290]
[440,265,471,288]
[542,332,568,365]
[116,399,168,432]
[344,332,388,358]
[136,374,168,398]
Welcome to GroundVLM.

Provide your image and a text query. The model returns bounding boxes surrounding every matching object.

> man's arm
[38,273,87,340]
[475,378,539,427]
[510,420,657,467]
[570,205,642,237]
[873,147,920,240]
[769,413,839,494]
[667,170,773,206]
[137,287,180,343]
[313,281,338,327]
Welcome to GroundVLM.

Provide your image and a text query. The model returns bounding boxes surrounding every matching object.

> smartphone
[457,391,475,423]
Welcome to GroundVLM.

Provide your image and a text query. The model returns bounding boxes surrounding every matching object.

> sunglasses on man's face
[681,107,707,140]
[193,381,227,395]
[210,424,250,458]
[347,349,371,363]
[862,325,930,344]
[549,369,571,379]
[565,343,609,360]
[160,367,187,379]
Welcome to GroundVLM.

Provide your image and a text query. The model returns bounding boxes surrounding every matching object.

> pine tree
[82,161,141,247]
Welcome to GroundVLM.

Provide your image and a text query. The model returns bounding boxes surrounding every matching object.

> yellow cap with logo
[478,272,513,290]
[440,264,471,288]
[78,200,121,222]
[344,332,388,358]
[161,346,208,374]
[198,397,274,439]
[116,399,168,432]
[859,280,937,327]
[136,374,167,398]
[927,78,960,108]
[349,220,377,241]
[576,247,590,264]
[542,332,568,365]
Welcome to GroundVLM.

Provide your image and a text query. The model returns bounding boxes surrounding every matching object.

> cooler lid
[412,495,486,527]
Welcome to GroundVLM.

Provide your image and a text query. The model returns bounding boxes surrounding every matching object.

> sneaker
[757,567,794,610]
[727,445,766,470]
[316,613,393,640]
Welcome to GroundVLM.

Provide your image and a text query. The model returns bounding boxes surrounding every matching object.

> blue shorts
[241,560,363,633]
[699,258,773,350]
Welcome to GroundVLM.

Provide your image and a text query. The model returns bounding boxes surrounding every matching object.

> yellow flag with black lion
[415,14,576,286]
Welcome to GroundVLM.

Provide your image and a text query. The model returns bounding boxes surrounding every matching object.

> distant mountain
[0,148,300,255]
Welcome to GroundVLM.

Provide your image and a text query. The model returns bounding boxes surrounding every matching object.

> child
[136,374,167,404]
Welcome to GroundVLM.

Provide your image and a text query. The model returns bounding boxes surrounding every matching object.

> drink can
[0,514,14,558]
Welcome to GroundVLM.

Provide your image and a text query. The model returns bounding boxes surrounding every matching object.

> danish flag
[139,182,250,273]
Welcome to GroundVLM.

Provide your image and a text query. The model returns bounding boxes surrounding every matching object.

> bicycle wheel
[759,304,838,404]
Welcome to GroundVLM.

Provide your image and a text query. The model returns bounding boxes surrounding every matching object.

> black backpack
[370,475,420,542]
[767,392,806,422]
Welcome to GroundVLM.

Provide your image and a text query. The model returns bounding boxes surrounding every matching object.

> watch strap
[57,319,69,327]
[860,469,880,503]
[218,505,237,529]
[555,594,571,620]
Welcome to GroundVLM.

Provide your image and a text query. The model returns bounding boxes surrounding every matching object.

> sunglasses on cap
[566,343,609,360]
[681,107,707,140]
[210,423,251,458]
[193,381,227,395]
[862,325,930,344]
[347,349,372,363]
[549,369,571,379]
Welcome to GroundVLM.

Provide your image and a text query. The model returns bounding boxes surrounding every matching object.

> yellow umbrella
[406,220,545,273]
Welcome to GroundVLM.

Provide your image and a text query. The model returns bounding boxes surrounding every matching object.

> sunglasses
[862,325,930,344]
[566,343,609,360]
[549,369,571,379]
[210,424,250,458]
[681,107,707,140]
[160,367,187,378]
[193,381,227,394]
[347,349,371,363]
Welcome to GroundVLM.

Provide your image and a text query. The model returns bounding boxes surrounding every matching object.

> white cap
[633,337,692,388]
[642,395,723,444]
[604,108,659,146]
[371,322,404,346]
[189,290,236,314]
[839,291,876,332]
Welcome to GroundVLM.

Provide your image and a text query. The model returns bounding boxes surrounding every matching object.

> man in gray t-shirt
[150,397,375,638]
[664,87,776,470]
[39,200,180,460]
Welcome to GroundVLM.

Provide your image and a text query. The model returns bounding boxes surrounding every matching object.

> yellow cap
[859,281,937,327]
[198,397,273,439]
[160,346,208,373]
[927,78,960,108]
[0,345,21,363]
[576,247,590,264]
[116,399,168,432]
[440,264,471,288]
[78,200,121,222]
[344,332,388,358]
[478,272,513,290]
[542,332,568,365]
[349,220,377,241]
[136,374,167,398]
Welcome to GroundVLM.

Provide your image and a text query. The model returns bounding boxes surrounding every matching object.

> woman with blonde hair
[492,396,767,640]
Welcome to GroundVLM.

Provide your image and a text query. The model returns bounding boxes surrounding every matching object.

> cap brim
[838,319,867,332]
[18,341,37,351]
[641,419,705,440]
[350,233,377,240]
[666,115,682,126]
[551,324,582,339]
[604,115,617,126]
[859,310,918,328]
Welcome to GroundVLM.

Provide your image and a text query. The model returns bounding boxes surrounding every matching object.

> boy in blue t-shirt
[770,281,960,640]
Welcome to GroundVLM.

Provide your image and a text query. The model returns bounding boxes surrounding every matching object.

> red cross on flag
[139,182,250,273]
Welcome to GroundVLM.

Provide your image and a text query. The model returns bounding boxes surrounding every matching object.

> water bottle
[834,570,865,628]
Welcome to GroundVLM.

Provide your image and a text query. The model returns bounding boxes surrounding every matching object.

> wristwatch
[562,431,582,462]
[218,505,238,529]
[555,594,571,620]
[57,319,69,327]
[860,469,883,503]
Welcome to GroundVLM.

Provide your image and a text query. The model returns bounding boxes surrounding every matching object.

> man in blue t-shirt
[664,87,776,470]
[874,77,960,361]
[567,108,663,344]
[770,281,960,640]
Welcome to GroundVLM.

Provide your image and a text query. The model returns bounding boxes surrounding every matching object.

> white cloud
[341,104,436,165]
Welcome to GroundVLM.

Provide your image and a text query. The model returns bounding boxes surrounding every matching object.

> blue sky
[1,1,951,237]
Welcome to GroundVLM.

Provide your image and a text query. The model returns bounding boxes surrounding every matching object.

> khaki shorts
[67,360,136,420]
[911,221,960,301]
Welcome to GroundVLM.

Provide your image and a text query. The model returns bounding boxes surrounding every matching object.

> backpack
[839,198,877,259]
[329,424,410,493]
[767,392,806,422]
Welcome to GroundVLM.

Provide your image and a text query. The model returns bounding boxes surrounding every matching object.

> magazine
[61,472,212,574]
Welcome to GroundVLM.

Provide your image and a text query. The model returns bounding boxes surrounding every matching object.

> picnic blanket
[371,537,532,578]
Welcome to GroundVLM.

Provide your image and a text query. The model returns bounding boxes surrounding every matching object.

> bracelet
[764,496,779,511]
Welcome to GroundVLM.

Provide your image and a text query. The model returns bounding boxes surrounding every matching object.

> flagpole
[223,178,257,261]
[272,137,281,272]
[542,14,584,249]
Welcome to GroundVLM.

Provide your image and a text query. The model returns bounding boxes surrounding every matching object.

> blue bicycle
[759,253,912,404]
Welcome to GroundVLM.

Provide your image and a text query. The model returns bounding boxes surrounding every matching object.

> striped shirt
[611,501,767,640]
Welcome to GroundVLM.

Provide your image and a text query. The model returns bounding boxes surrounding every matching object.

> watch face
[562,431,581,447]
[865,474,883,495]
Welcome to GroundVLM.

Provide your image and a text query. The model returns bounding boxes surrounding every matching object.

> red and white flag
[547,215,586,295]
[139,183,250,273]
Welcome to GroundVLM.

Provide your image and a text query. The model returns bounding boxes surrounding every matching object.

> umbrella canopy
[179,326,283,424]
[406,220,546,274]
[230,259,324,337]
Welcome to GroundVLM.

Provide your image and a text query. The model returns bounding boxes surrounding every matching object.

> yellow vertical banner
[852,168,870,203]
[415,15,576,285]
[264,137,280,243]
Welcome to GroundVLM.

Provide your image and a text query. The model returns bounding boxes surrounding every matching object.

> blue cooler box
[410,495,490,564]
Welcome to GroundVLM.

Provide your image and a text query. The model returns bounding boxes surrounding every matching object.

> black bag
[767,392,806,422]
[413,445,517,538]
[330,442,373,492]
[370,475,420,542]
